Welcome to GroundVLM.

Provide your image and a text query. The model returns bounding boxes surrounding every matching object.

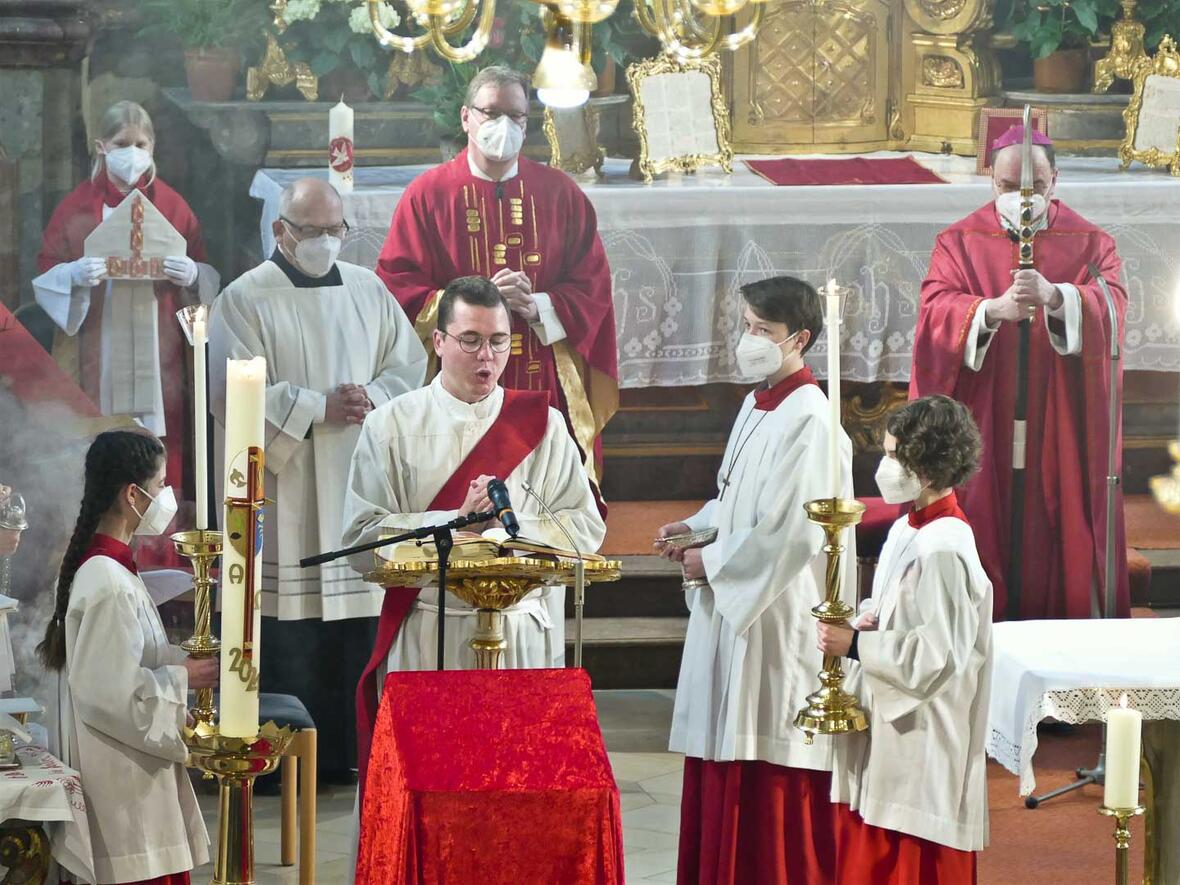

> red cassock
[911,200,1128,620]
[37,171,209,567]
[375,149,618,494]
[832,804,976,885]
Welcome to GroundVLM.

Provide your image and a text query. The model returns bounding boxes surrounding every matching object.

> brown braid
[36,430,165,671]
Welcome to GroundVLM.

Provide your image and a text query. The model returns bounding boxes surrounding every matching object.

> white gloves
[163,255,199,288]
[69,256,107,289]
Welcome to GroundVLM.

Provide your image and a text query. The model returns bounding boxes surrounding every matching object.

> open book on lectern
[376,526,605,565]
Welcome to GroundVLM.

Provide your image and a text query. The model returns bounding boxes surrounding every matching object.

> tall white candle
[328,98,355,195]
[220,356,266,738]
[1104,694,1142,809]
[825,280,842,498]
[192,309,208,531]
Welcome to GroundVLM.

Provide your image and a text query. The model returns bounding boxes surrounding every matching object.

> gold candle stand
[1099,804,1145,885]
[794,497,868,744]
[173,530,223,730]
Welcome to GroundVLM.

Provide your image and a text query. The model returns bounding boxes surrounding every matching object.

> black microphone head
[487,479,520,538]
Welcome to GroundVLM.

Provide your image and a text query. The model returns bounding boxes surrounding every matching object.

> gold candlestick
[1099,804,1145,885]
[172,529,223,730]
[794,497,868,744]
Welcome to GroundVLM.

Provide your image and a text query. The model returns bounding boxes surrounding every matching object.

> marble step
[566,616,688,689]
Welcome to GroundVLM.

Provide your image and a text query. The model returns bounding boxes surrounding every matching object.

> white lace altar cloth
[251,153,1180,388]
[987,618,1180,796]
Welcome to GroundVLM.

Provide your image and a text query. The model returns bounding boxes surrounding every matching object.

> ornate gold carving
[247,2,318,102]
[903,0,991,36]
[923,54,965,88]
[1094,0,1149,94]
[919,0,965,18]
[384,51,442,99]
[1120,35,1180,175]
[542,104,606,176]
[626,54,733,183]
[843,383,909,455]
[0,824,50,885]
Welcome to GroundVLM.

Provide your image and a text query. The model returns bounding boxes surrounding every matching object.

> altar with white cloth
[986,617,1180,884]
[251,153,1180,388]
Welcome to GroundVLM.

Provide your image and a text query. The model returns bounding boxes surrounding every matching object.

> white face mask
[735,331,798,379]
[874,456,925,505]
[132,485,178,536]
[291,233,342,278]
[995,190,1048,231]
[104,145,153,186]
[473,114,526,163]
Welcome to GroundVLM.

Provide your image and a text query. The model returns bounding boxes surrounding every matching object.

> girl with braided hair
[38,429,216,885]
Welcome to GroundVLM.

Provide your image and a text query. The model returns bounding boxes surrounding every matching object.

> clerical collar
[753,365,819,411]
[270,248,342,289]
[466,149,519,183]
[81,533,138,574]
[431,374,504,421]
[907,491,968,529]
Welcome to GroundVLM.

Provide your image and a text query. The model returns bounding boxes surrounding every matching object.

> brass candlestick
[1149,439,1180,514]
[1099,804,1145,885]
[172,530,223,730]
[794,497,868,744]
[1093,0,1148,94]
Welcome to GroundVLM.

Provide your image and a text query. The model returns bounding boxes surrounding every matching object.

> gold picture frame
[542,104,606,177]
[1120,34,1180,175]
[625,55,733,184]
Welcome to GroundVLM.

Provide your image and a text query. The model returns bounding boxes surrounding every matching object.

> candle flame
[826,278,839,298]
[1119,692,1129,709]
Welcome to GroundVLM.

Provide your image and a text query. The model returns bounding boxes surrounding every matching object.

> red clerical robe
[375,149,617,495]
[37,173,210,569]
[911,200,1128,620]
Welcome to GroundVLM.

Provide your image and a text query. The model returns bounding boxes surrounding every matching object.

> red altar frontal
[356,668,626,884]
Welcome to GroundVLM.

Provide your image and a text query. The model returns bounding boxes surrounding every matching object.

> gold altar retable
[365,556,622,668]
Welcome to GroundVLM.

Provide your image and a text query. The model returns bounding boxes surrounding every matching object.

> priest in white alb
[655,276,855,885]
[341,275,605,787]
[208,177,426,777]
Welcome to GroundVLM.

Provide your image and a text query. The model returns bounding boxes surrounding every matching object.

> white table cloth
[986,617,1180,796]
[251,153,1180,388]
[0,744,94,883]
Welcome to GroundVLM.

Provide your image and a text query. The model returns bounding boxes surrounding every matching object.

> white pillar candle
[220,356,266,738]
[329,98,355,195]
[192,309,208,531]
[1104,694,1142,809]
[825,280,842,498]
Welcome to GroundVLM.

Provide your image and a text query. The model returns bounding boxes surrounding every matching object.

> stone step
[566,616,688,690]
[564,555,689,620]
[1139,548,1180,609]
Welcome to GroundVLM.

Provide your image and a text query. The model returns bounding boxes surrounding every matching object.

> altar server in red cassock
[911,127,1127,620]
[31,101,218,570]
[375,65,617,494]
[821,395,992,885]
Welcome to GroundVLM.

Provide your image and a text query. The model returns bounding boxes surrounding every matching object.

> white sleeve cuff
[194,262,221,305]
[32,264,91,335]
[1045,283,1082,355]
[314,393,327,424]
[529,292,568,345]
[963,299,996,371]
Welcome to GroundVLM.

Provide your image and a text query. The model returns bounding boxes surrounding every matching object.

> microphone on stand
[487,478,520,538]
[520,480,587,669]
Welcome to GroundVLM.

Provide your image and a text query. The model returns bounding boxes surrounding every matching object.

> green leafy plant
[139,0,267,51]
[1136,0,1180,50]
[1000,0,1120,57]
[277,0,403,97]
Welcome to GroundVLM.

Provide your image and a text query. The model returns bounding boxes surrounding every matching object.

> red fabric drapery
[356,668,624,884]
[833,803,976,885]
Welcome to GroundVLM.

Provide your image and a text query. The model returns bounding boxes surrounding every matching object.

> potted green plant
[1136,0,1180,49]
[1000,0,1120,92]
[140,0,264,102]
[590,0,659,95]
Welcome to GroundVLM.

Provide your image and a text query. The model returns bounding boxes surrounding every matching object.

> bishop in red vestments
[911,128,1128,620]
[375,66,617,496]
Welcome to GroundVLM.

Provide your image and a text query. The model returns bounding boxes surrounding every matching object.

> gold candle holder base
[1099,804,1145,885]
[185,722,296,885]
[172,530,224,728]
[794,497,869,745]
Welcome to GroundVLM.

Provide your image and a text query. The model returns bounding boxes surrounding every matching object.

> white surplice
[341,375,606,670]
[61,555,209,882]
[831,513,993,852]
[669,380,855,771]
[209,259,428,621]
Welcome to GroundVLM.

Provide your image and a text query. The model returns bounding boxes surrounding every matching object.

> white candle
[220,356,266,738]
[825,280,842,498]
[192,310,208,531]
[328,98,355,194]
[1104,694,1142,809]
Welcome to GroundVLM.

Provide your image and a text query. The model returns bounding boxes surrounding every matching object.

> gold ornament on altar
[1119,35,1180,176]
[793,498,869,744]
[246,0,319,101]
[1098,804,1146,885]
[1093,0,1149,94]
[543,103,607,175]
[1150,440,1180,514]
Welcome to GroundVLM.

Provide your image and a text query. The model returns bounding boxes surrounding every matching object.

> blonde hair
[90,100,157,184]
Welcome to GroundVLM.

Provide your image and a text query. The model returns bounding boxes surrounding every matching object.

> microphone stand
[299,510,496,671]
[1025,264,1122,808]
[521,480,587,668]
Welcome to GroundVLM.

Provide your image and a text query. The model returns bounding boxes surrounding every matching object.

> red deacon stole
[355,388,551,796]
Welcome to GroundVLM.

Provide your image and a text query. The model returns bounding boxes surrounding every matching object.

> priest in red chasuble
[911,127,1127,621]
[375,65,617,496]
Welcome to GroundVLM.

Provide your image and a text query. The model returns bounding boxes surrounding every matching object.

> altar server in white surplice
[209,178,427,623]
[656,276,854,885]
[819,395,992,884]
